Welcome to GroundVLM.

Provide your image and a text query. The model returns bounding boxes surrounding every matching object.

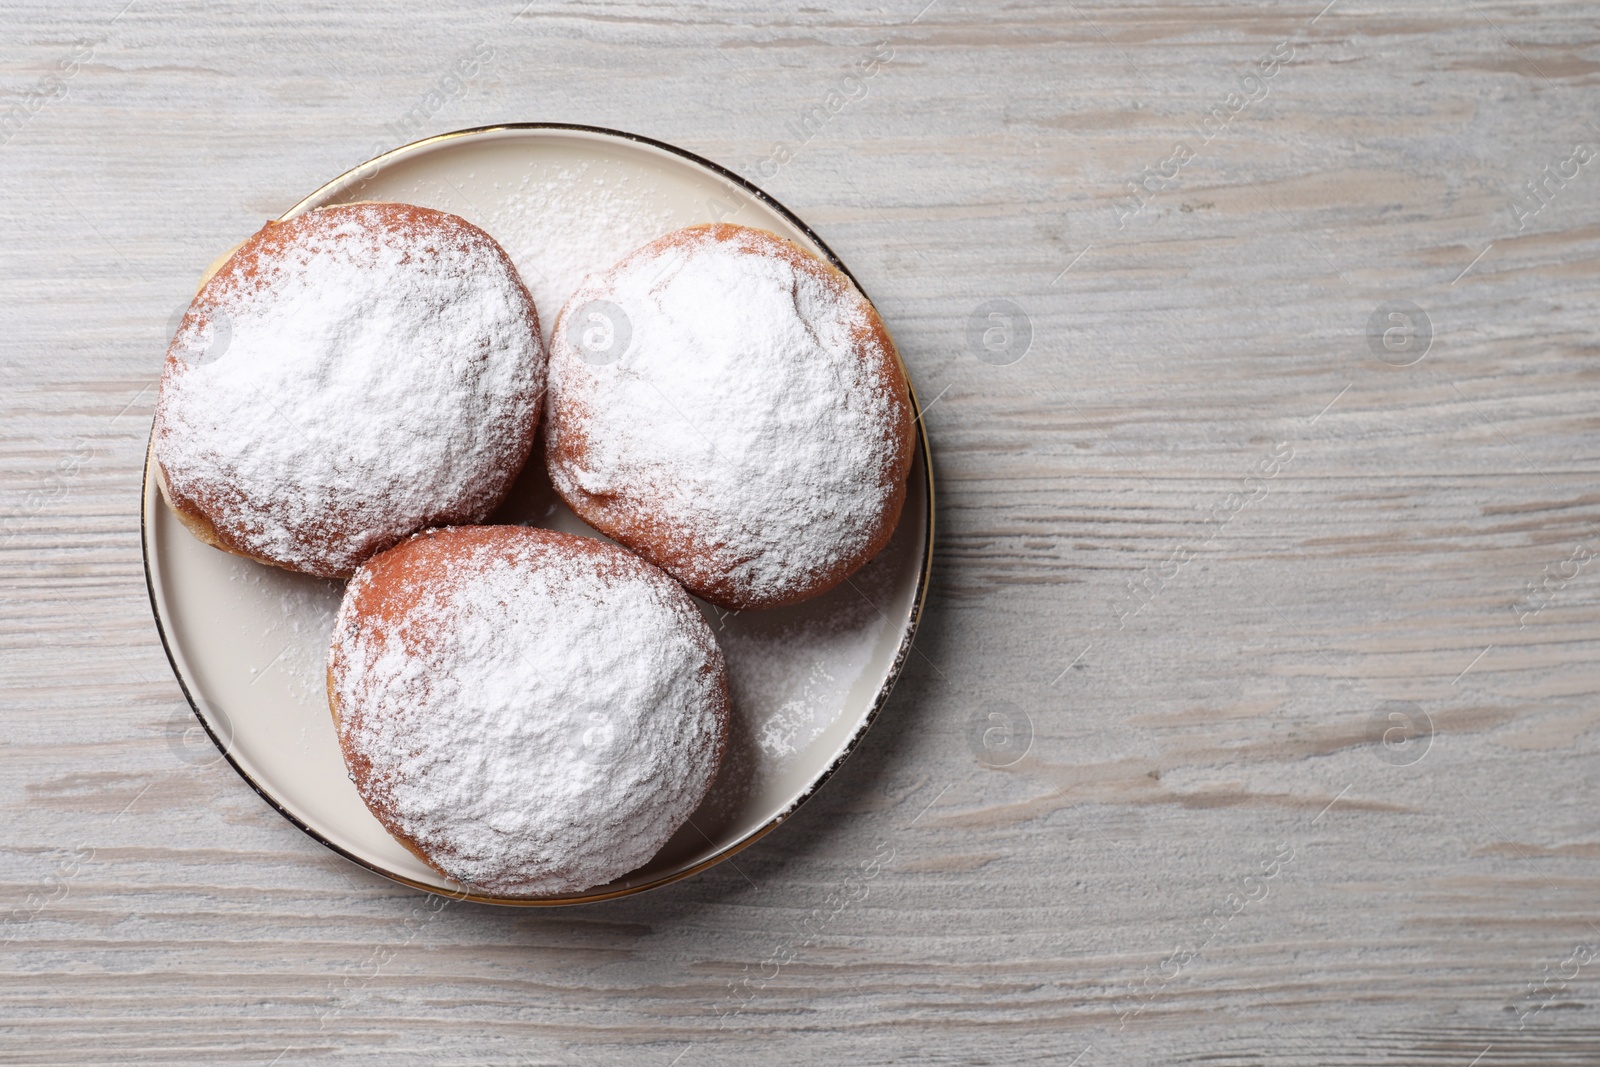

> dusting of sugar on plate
[712,512,907,784]
[494,161,680,341]
[224,562,343,707]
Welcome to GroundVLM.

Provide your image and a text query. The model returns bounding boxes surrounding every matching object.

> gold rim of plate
[140,122,936,907]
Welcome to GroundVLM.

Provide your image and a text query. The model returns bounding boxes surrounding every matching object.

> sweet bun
[153,201,546,578]
[543,223,914,610]
[327,525,729,897]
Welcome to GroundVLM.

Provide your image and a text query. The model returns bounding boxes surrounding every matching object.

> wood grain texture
[4,0,1600,1063]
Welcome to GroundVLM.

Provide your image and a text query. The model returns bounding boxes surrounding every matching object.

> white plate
[141,124,933,905]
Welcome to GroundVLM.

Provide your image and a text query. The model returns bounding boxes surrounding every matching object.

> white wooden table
[4,1,1600,1063]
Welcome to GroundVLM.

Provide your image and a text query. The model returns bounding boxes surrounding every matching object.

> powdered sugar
[720,538,897,766]
[700,506,909,822]
[227,564,344,707]
[545,225,908,607]
[496,162,679,342]
[329,528,726,897]
[154,203,545,577]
